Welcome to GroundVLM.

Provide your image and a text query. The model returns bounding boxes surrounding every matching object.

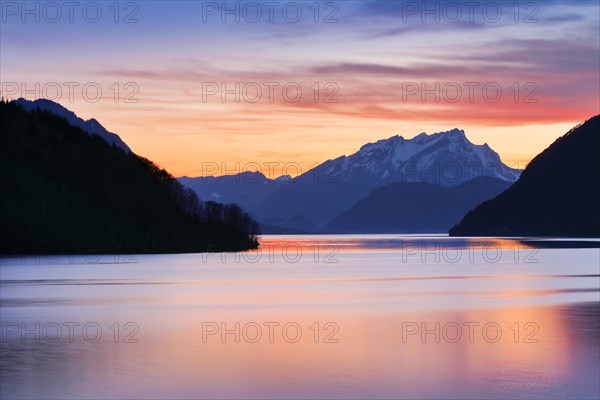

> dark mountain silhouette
[450,115,600,237]
[0,100,259,254]
[15,98,131,152]
[180,129,520,231]
[324,178,512,233]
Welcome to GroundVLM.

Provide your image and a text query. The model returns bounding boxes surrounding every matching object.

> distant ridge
[324,178,513,233]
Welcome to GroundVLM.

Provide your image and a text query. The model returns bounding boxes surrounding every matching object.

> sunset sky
[1,0,598,177]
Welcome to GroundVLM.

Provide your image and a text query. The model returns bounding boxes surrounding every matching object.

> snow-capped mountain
[308,129,520,187]
[14,98,131,152]
[180,128,521,230]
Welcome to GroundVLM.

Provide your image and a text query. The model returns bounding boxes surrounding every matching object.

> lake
[1,235,599,399]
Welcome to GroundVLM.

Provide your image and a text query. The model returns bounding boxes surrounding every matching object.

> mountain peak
[275,174,292,183]
[382,129,469,147]
[420,128,467,143]
[237,170,267,180]
[329,128,520,186]
[359,128,470,154]
[446,128,466,139]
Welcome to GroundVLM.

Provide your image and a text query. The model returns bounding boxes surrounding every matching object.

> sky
[1,0,599,178]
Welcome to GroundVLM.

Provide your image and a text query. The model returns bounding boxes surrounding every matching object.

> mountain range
[7,98,597,238]
[12,99,521,235]
[180,129,521,232]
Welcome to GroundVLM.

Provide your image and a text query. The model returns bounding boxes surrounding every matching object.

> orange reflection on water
[100,302,595,399]
[251,235,537,256]
[2,300,598,399]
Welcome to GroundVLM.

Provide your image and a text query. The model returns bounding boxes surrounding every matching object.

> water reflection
[253,234,600,253]
[2,303,598,399]
[1,235,599,399]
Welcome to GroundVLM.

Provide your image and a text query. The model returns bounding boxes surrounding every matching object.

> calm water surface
[1,235,599,399]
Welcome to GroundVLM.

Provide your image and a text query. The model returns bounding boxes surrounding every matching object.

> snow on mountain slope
[309,129,520,186]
